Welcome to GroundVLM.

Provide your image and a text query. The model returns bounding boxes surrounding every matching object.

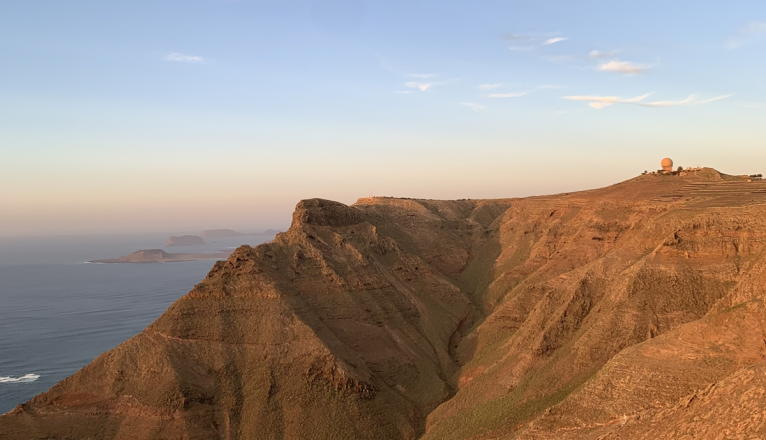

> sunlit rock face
[4,170,766,440]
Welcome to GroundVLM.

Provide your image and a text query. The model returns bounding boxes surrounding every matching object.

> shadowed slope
[3,171,766,439]
[422,172,766,439]
[0,198,509,439]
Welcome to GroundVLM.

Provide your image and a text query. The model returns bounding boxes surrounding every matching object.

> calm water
[0,233,273,414]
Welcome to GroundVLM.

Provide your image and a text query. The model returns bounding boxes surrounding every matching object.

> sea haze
[0,233,275,414]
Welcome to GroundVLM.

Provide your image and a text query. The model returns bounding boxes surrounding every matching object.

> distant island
[166,235,205,247]
[200,229,280,240]
[90,249,231,264]
[200,229,247,239]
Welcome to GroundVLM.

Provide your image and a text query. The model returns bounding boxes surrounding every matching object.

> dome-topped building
[661,158,674,172]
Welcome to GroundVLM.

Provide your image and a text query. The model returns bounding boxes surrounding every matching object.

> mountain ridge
[3,169,766,439]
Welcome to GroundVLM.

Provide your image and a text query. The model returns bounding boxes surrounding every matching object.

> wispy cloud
[563,93,732,109]
[543,37,568,45]
[375,56,455,93]
[564,94,651,109]
[402,78,456,92]
[405,82,433,92]
[479,83,502,90]
[743,103,766,109]
[461,102,487,111]
[503,32,567,51]
[596,60,649,75]
[639,94,732,108]
[588,49,619,59]
[726,21,766,49]
[488,91,528,98]
[165,53,204,63]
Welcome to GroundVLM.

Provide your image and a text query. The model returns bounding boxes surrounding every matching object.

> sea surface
[0,233,274,414]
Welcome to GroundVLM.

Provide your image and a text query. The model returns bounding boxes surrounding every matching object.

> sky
[1,0,765,236]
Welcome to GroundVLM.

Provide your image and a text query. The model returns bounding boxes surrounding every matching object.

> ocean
[0,233,274,414]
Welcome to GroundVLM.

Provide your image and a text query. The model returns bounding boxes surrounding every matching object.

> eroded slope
[3,170,766,439]
[0,198,509,439]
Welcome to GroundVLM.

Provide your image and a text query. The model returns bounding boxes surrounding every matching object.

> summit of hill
[3,168,766,439]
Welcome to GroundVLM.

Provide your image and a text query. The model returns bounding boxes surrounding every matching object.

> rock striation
[3,171,766,439]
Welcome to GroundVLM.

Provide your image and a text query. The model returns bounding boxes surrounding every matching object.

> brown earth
[3,168,766,439]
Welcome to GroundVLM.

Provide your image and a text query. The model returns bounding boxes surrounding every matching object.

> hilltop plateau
[3,168,766,439]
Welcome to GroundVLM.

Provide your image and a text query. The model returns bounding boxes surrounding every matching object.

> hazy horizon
[2,0,764,236]
[0,228,287,240]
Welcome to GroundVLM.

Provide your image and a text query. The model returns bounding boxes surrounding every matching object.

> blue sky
[1,0,765,235]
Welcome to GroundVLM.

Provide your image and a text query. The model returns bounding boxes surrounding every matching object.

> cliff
[3,170,766,439]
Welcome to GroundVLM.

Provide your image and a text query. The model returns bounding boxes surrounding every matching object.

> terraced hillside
[2,168,766,439]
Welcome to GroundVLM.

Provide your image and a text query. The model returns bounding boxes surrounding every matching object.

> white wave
[0,373,40,383]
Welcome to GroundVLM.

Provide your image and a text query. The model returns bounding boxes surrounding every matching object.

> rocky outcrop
[291,198,365,227]
[4,172,766,439]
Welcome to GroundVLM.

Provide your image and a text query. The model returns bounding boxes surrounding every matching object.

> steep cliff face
[3,172,766,439]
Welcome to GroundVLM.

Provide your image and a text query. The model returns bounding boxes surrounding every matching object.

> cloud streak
[543,37,568,45]
[405,82,432,91]
[563,93,732,109]
[597,60,648,75]
[165,53,204,63]
[403,79,456,92]
[488,91,528,98]
[479,83,502,90]
[503,32,568,51]
[376,56,455,93]
[639,95,732,108]
[564,94,651,109]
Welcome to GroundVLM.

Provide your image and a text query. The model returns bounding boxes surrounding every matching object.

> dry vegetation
[3,168,766,439]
